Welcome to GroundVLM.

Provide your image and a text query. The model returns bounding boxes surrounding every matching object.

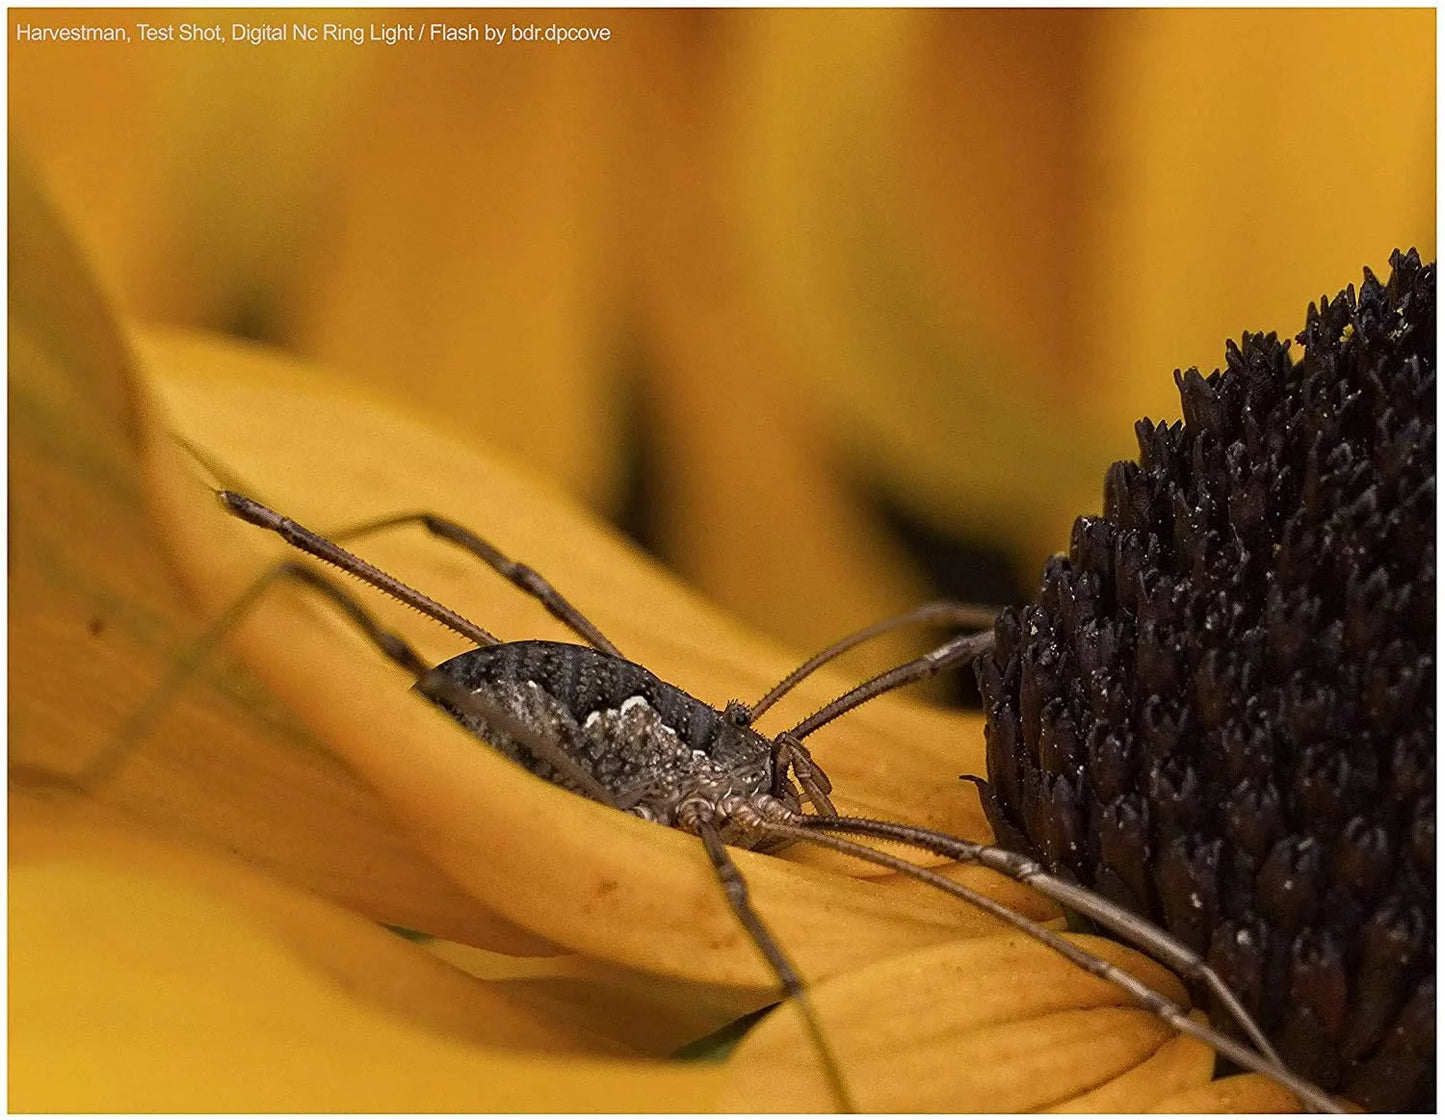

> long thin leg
[180,429,615,655]
[316,507,623,657]
[785,630,997,742]
[220,492,499,647]
[793,815,1284,1075]
[761,820,1342,1115]
[743,601,1000,725]
[679,808,855,1113]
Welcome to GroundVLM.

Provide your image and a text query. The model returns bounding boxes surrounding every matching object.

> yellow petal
[1150,1072,1306,1113]
[720,933,1210,1111]
[9,148,550,953]
[10,856,723,1111]
[1045,1025,1214,1112]
[137,327,1051,1001]
[10,787,633,1060]
[425,939,774,1057]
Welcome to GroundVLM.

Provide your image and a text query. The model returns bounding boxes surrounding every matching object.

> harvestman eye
[183,488,1343,1113]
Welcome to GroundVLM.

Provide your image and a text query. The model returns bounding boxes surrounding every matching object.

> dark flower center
[975,249,1435,1112]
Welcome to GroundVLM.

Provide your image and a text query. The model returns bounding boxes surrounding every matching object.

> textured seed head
[976,250,1435,1111]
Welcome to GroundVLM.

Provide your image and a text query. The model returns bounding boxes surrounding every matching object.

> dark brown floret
[975,250,1435,1111]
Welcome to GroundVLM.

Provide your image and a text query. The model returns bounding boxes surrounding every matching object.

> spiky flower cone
[975,250,1435,1111]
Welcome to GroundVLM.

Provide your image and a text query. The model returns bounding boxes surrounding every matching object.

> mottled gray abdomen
[423,641,783,839]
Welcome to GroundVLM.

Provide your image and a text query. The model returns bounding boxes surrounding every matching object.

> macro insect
[201,483,1342,1113]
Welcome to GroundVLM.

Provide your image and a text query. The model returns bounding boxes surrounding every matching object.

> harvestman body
[197,490,1340,1112]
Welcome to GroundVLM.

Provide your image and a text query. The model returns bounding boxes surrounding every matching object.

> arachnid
[96,255,1427,1120]
[211,482,1341,1112]
[974,249,1435,1112]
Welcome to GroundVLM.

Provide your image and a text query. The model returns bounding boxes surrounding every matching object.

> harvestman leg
[680,804,857,1112]
[725,602,996,818]
[756,818,1342,1115]
[762,630,1302,1094]
[782,629,998,743]
[176,434,615,653]
[741,600,1001,725]
[220,493,622,656]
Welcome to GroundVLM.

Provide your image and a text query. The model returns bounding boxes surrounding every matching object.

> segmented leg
[742,600,1000,725]
[680,806,855,1113]
[182,431,613,654]
[791,815,1296,1089]
[773,733,837,817]
[221,492,498,647]
[237,498,622,657]
[762,818,1342,1115]
[785,630,997,741]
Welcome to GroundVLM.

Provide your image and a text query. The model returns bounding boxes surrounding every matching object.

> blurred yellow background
[11,7,1435,681]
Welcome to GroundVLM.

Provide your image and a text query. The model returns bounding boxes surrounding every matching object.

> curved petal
[424,939,779,1057]
[138,328,1052,997]
[8,148,550,953]
[11,787,633,1059]
[1149,1073,1307,1113]
[11,855,724,1111]
[718,932,1211,1111]
[1045,1027,1214,1112]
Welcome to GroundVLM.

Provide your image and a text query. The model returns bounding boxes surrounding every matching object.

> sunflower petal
[8,149,552,954]
[719,932,1210,1111]
[139,330,1038,998]
[1149,1072,1307,1113]
[423,939,774,1056]
[11,787,633,1059]
[11,856,723,1111]
[1045,1021,1214,1112]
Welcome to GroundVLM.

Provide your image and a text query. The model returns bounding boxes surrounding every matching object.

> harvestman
[119,485,1347,1113]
